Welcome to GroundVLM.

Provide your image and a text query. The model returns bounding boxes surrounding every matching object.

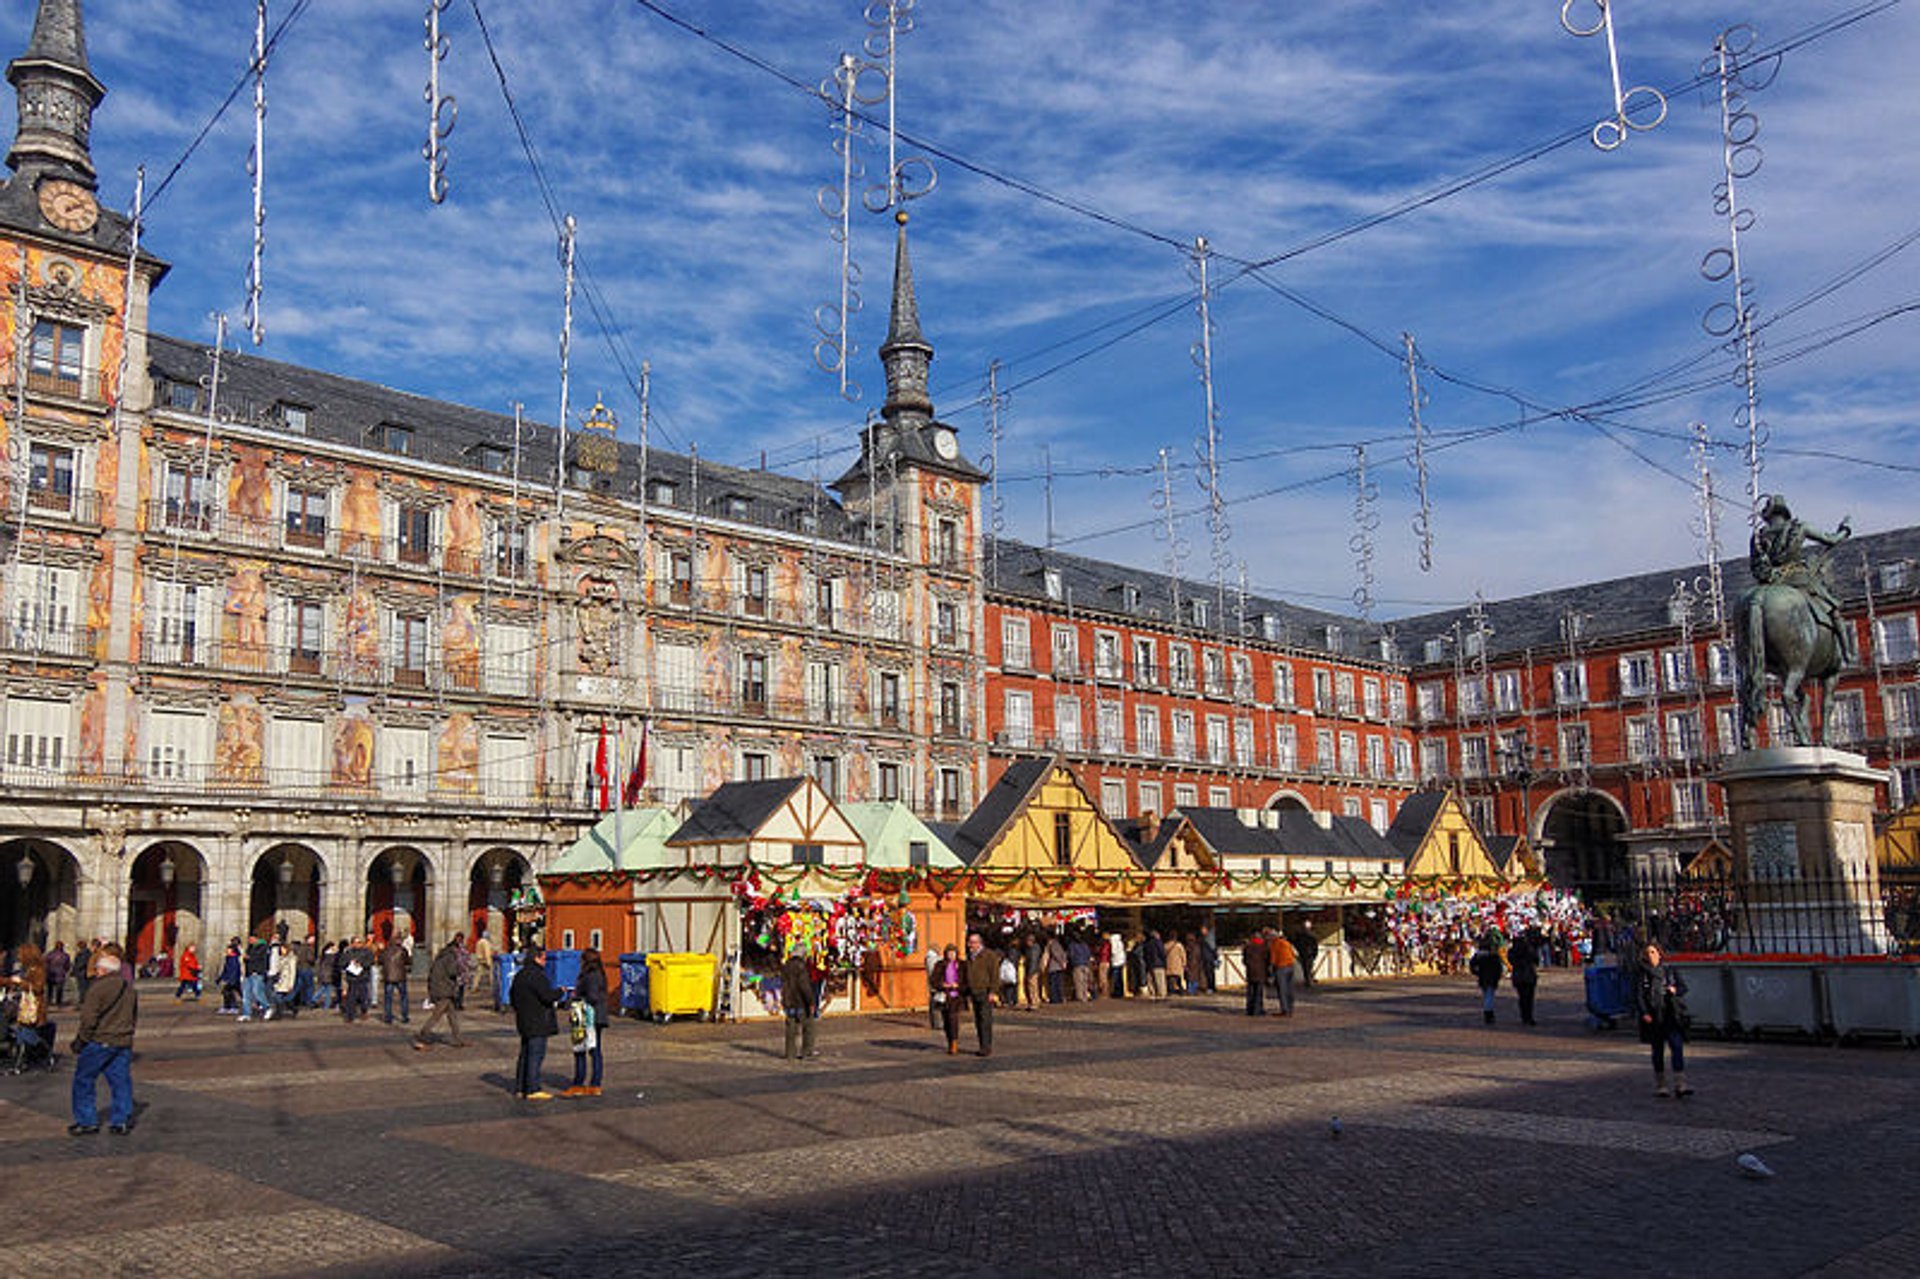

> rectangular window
[1336,672,1356,714]
[147,708,205,784]
[1233,718,1254,766]
[877,671,902,727]
[492,521,529,579]
[1003,690,1034,748]
[1134,705,1161,757]
[1363,677,1383,718]
[1666,711,1702,760]
[163,464,211,532]
[743,564,768,617]
[1875,615,1919,665]
[1366,736,1385,779]
[1232,654,1254,700]
[1050,624,1079,676]
[1315,728,1335,772]
[1828,691,1866,745]
[1672,781,1710,828]
[387,725,429,797]
[151,579,200,665]
[1273,724,1297,771]
[3,696,68,775]
[908,838,929,867]
[814,576,837,627]
[1459,735,1486,777]
[1094,632,1122,679]
[1174,783,1200,808]
[1169,644,1194,690]
[1554,661,1588,706]
[1053,811,1073,866]
[1394,739,1413,781]
[935,518,959,567]
[1002,616,1032,669]
[1661,648,1695,692]
[1457,677,1487,716]
[1313,669,1334,713]
[381,423,413,456]
[27,319,85,394]
[1097,701,1124,753]
[487,622,536,697]
[1203,649,1226,696]
[1715,704,1741,755]
[741,751,770,781]
[1205,714,1228,765]
[740,653,768,711]
[939,682,962,737]
[938,767,962,817]
[878,761,902,802]
[1420,738,1448,780]
[1560,722,1590,767]
[1137,781,1163,819]
[1132,637,1158,685]
[1170,710,1196,762]
[935,600,959,648]
[266,717,321,791]
[290,600,324,674]
[1493,671,1522,714]
[1619,652,1657,698]
[285,487,328,548]
[27,441,75,511]
[1370,798,1390,833]
[1707,641,1738,686]
[812,755,839,800]
[1626,715,1659,763]
[1209,786,1233,807]
[1101,778,1127,819]
[1271,662,1294,707]
[1054,695,1081,752]
[790,842,825,866]
[397,505,433,566]
[668,551,694,606]
[1042,568,1062,601]
[1885,686,1920,739]
[1418,682,1447,723]
[394,613,429,687]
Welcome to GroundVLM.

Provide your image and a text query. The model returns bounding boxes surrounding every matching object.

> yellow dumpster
[646,952,718,1023]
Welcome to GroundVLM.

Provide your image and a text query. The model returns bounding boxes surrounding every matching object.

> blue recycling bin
[493,952,521,1011]
[545,948,582,993]
[1584,963,1634,1030]
[619,953,651,1018]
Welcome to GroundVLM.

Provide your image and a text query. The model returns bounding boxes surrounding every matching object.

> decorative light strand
[1560,0,1667,151]
[1403,332,1435,572]
[424,0,457,204]
[243,0,268,345]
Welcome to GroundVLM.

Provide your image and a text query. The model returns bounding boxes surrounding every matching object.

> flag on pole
[594,720,611,811]
[622,718,649,807]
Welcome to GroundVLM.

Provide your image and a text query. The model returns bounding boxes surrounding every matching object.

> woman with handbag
[1635,943,1692,1098]
[2,943,51,1071]
[933,943,964,1055]
[564,947,609,1095]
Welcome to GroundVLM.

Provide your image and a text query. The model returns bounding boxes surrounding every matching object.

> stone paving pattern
[5,972,1917,1278]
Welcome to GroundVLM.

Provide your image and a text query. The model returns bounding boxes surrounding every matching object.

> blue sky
[16,1,1919,619]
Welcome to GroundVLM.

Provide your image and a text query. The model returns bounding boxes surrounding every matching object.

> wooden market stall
[838,801,967,1010]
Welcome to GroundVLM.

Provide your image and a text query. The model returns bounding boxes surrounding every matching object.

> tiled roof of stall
[144,333,874,547]
[1395,524,1920,667]
[667,777,806,845]
[985,537,1388,662]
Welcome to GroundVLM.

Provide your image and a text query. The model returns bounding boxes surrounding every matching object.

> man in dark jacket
[509,946,565,1099]
[341,937,375,1023]
[1508,927,1543,1027]
[413,937,469,1051]
[960,932,1002,1057]
[780,944,819,1062]
[1242,933,1270,1017]
[380,938,411,1025]
[241,934,272,1021]
[69,946,138,1136]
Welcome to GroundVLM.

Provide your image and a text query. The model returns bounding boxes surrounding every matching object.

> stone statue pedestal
[1717,747,1888,956]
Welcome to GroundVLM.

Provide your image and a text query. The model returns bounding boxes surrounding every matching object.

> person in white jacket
[1106,931,1127,998]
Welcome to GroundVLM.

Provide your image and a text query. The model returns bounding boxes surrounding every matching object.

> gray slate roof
[145,333,873,546]
[1385,790,1448,860]
[1397,524,1920,667]
[986,538,1391,662]
[667,777,805,845]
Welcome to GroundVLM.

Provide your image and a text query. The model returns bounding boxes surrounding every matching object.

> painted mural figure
[338,586,380,678]
[332,710,375,789]
[87,552,112,661]
[339,473,382,556]
[214,696,265,785]
[222,563,268,670]
[446,491,484,574]
[444,593,480,690]
[438,713,479,794]
[77,676,107,777]
[228,447,273,533]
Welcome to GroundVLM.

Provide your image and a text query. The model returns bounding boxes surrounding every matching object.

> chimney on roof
[1311,810,1333,830]
[1258,809,1279,831]
[1236,807,1258,828]
[1138,809,1157,834]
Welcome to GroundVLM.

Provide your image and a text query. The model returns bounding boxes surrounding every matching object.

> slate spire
[878,210,934,425]
[7,0,106,185]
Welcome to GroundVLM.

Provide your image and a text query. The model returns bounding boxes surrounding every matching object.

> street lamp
[14,855,32,888]
[159,857,176,886]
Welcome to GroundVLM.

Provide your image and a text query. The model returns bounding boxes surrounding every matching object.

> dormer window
[472,443,509,475]
[1880,562,1911,593]
[648,479,677,505]
[1122,584,1141,613]
[722,494,750,521]
[1190,598,1209,628]
[163,379,198,411]
[279,403,311,435]
[1261,614,1281,642]
[378,422,413,456]
[1324,624,1343,652]
[1043,568,1063,601]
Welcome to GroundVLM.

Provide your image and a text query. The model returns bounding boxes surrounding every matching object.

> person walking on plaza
[69,946,137,1136]
[381,936,411,1025]
[1469,934,1504,1025]
[414,936,470,1051]
[1241,932,1269,1016]
[961,932,1001,1056]
[174,943,201,1001]
[216,938,241,1014]
[1509,926,1543,1027]
[566,946,611,1090]
[1022,933,1044,1010]
[780,943,819,1063]
[341,936,375,1023]
[270,940,298,1016]
[44,941,70,1007]
[471,931,496,1009]
[1636,943,1692,1098]
[924,945,942,1029]
[1268,929,1297,1016]
[510,946,565,1099]
[239,934,272,1021]
[933,943,963,1053]
[1106,928,1127,998]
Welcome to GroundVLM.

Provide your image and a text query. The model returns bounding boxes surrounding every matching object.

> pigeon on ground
[1329,1116,1343,1140]
[1737,1153,1774,1179]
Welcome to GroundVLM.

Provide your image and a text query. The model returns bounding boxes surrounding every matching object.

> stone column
[1718,747,1887,956]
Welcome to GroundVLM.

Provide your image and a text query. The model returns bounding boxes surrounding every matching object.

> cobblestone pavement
[6,972,1917,1278]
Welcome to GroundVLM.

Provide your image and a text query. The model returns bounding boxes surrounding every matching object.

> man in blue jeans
[509,946,564,1099]
[239,934,273,1022]
[70,946,138,1136]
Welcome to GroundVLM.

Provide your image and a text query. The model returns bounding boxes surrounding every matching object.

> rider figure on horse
[1749,494,1855,667]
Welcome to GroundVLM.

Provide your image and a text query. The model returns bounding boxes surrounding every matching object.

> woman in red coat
[175,944,203,1001]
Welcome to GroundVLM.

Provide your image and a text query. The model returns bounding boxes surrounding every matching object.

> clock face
[931,427,959,461]
[37,179,98,234]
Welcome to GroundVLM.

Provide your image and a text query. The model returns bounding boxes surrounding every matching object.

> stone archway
[1265,790,1312,813]
[1539,789,1631,901]
[0,840,80,951]
[467,848,530,948]
[249,844,324,942]
[127,841,209,964]
[366,847,430,946]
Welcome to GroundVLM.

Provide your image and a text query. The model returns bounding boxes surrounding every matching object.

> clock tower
[6,0,105,188]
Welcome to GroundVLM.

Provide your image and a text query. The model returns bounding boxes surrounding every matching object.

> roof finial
[879,208,933,424]
[7,0,106,185]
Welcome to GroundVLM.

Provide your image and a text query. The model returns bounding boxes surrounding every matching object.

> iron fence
[1618,867,1920,958]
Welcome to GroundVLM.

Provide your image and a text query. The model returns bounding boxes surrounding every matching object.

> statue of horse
[1736,581,1843,749]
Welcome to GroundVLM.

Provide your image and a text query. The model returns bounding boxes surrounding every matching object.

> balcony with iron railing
[1,620,97,660]
[0,758,583,811]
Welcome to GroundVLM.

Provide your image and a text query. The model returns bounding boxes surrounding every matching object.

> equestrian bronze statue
[1737,494,1855,749]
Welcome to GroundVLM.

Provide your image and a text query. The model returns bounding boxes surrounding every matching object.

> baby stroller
[1,988,60,1074]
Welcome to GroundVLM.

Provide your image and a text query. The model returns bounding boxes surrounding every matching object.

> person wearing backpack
[1469,934,1504,1025]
